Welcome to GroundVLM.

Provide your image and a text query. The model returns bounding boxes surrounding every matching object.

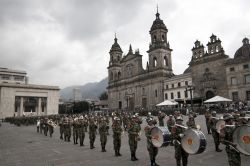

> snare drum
[233,125,250,156]
[151,126,171,148]
[181,129,207,154]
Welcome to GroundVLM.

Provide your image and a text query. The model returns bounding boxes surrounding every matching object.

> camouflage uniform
[204,110,211,134]
[72,119,79,144]
[99,119,108,152]
[112,119,123,156]
[167,115,175,145]
[158,112,165,127]
[220,114,241,166]
[59,119,64,140]
[209,112,222,152]
[48,123,54,137]
[128,118,141,161]
[78,118,86,146]
[44,118,49,136]
[145,118,159,166]
[186,116,196,129]
[64,119,71,142]
[171,121,189,166]
[89,119,97,149]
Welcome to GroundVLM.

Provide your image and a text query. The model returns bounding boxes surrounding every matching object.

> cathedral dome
[110,37,123,53]
[234,37,250,59]
[150,12,167,32]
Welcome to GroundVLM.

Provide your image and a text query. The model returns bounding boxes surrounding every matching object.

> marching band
[4,110,250,166]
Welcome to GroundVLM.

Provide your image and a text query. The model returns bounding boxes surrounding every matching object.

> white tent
[204,95,232,103]
[156,100,178,106]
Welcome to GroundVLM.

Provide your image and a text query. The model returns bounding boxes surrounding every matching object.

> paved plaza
[0,115,249,166]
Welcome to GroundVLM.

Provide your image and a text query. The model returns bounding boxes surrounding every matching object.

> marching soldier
[204,109,211,134]
[158,111,165,126]
[220,113,241,166]
[99,118,108,152]
[44,118,49,136]
[145,117,159,166]
[209,111,222,152]
[78,116,86,146]
[89,117,98,149]
[112,117,123,156]
[39,118,44,134]
[72,118,79,144]
[167,115,175,146]
[63,117,71,142]
[171,116,189,166]
[59,117,64,140]
[128,115,141,161]
[48,119,54,137]
[186,115,196,129]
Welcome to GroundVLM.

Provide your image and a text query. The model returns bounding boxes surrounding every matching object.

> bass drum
[181,129,207,154]
[151,126,171,148]
[233,125,250,156]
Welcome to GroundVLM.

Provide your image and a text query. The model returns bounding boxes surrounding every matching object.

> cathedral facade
[107,11,173,110]
[107,11,250,110]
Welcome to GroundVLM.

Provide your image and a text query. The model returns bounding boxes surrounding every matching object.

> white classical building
[163,72,193,103]
[0,68,60,118]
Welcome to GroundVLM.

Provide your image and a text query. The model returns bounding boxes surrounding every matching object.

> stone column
[37,98,41,116]
[20,97,24,117]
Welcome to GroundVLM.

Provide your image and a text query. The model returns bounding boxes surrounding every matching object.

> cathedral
[107,10,250,110]
[107,11,173,110]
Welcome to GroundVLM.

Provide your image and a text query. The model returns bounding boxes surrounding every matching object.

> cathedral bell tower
[108,36,123,83]
[147,9,172,74]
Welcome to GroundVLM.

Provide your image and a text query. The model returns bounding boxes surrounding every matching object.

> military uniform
[112,118,123,156]
[128,117,141,161]
[63,118,71,142]
[158,112,165,127]
[209,112,222,152]
[220,114,241,166]
[89,119,97,149]
[78,117,86,146]
[99,119,108,152]
[48,120,54,137]
[145,118,159,166]
[204,110,211,134]
[72,119,79,144]
[172,117,189,166]
[186,116,196,129]
[59,119,64,140]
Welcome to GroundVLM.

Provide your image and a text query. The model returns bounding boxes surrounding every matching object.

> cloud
[0,0,249,89]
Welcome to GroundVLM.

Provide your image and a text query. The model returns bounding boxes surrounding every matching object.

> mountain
[60,77,108,101]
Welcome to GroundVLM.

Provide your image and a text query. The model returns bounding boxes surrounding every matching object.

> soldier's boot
[117,149,122,156]
[60,135,63,140]
[153,158,159,166]
[134,153,138,160]
[176,159,181,166]
[131,152,136,161]
[215,145,222,152]
[76,138,78,144]
[115,150,119,156]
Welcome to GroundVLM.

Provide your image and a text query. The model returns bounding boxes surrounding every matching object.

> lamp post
[185,85,195,112]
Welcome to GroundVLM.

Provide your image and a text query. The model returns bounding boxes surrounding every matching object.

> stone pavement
[0,115,249,166]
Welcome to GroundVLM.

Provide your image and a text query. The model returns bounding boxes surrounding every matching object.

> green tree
[99,91,108,100]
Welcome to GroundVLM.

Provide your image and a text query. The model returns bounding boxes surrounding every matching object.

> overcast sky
[0,0,249,88]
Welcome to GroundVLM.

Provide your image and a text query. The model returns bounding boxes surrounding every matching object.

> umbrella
[204,95,232,103]
[156,100,178,106]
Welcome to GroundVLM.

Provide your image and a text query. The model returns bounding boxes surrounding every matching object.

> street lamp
[185,85,195,112]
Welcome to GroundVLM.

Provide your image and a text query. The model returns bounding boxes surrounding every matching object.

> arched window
[118,71,121,79]
[153,57,157,67]
[164,56,168,66]
[162,35,165,41]
[153,35,157,42]
[110,72,113,81]
[215,45,219,52]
